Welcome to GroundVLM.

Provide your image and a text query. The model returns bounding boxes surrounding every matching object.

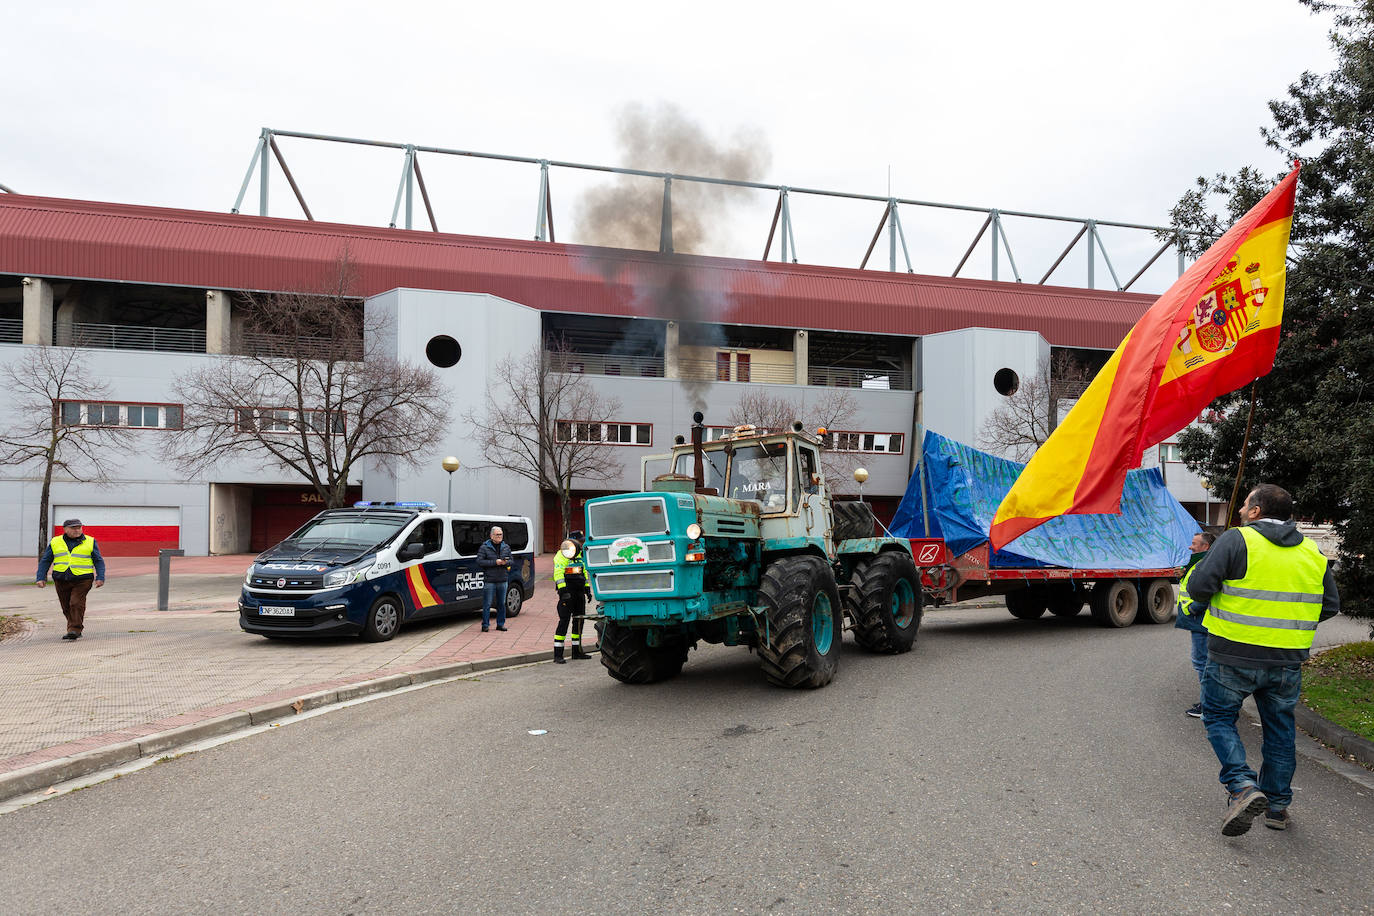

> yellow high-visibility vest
[50,534,95,576]
[1202,526,1326,649]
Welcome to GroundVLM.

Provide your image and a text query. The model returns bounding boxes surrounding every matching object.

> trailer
[891,430,1202,628]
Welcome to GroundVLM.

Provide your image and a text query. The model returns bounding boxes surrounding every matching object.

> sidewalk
[0,554,581,800]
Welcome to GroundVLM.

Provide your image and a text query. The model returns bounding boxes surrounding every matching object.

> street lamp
[853,467,869,503]
[442,456,460,512]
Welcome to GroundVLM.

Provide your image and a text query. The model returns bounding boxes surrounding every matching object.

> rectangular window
[1160,443,1182,462]
[736,353,751,383]
[823,430,906,455]
[236,407,344,435]
[716,352,731,381]
[57,400,181,429]
[555,420,653,446]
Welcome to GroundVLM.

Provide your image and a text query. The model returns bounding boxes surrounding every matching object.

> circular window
[425,335,461,368]
[993,367,1020,397]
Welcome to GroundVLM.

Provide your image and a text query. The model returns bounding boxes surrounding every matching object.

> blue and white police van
[239,502,536,641]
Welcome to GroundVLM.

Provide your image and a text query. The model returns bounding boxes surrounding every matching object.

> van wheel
[362,595,402,642]
[504,585,524,618]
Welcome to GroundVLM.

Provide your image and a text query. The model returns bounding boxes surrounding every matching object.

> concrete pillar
[664,320,680,380]
[794,329,809,385]
[206,290,232,354]
[21,277,53,345]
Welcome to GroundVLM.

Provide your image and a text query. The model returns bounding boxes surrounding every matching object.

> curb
[1297,701,1374,770]
[0,649,554,804]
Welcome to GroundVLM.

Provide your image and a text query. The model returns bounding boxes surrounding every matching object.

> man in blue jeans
[1174,530,1216,718]
[1186,484,1340,836]
[476,526,513,632]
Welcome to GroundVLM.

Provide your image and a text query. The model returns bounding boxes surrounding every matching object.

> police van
[239,502,536,641]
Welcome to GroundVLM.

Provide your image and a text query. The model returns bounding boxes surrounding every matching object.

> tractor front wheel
[597,621,687,684]
[758,555,843,688]
[849,552,922,654]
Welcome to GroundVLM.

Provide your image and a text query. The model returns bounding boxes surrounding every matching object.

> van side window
[502,522,529,551]
[453,521,485,556]
[402,518,444,557]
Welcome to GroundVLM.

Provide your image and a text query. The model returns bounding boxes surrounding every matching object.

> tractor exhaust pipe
[691,410,705,492]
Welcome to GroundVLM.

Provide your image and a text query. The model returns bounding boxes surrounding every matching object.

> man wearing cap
[35,519,106,640]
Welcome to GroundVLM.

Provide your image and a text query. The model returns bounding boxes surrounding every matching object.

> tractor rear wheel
[1089,579,1139,628]
[1139,578,1176,624]
[832,500,877,541]
[597,622,688,684]
[1006,588,1047,619]
[849,552,922,654]
[758,555,843,688]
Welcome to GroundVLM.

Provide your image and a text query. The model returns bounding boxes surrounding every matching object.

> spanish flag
[989,165,1299,551]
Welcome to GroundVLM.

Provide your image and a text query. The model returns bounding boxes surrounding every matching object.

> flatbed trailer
[906,536,1181,627]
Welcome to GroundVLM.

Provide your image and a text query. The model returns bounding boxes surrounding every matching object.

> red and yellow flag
[989,165,1299,551]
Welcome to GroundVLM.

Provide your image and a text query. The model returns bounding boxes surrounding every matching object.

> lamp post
[853,467,869,503]
[442,456,460,512]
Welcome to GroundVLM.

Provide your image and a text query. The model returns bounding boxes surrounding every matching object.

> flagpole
[1224,382,1259,529]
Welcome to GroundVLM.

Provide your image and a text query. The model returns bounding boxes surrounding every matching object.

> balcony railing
[677,358,797,385]
[545,351,665,377]
[0,318,21,344]
[808,365,912,390]
[239,332,363,361]
[63,323,207,353]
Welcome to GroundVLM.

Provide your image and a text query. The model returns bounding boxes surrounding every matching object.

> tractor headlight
[686,523,702,540]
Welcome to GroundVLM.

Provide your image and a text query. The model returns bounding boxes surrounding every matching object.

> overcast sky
[3,0,1338,294]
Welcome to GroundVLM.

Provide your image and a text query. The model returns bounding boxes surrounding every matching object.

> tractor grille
[587,541,675,566]
[595,570,675,593]
[587,497,669,538]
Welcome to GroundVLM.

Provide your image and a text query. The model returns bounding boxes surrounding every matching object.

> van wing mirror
[397,543,425,561]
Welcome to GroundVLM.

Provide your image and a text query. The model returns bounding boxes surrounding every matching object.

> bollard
[157,548,185,611]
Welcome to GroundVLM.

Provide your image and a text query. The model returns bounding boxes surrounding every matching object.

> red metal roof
[0,194,1158,349]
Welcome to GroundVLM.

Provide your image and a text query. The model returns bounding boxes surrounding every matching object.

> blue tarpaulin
[890,430,1200,570]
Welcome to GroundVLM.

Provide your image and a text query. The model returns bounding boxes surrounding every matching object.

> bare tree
[727,387,862,492]
[0,346,131,557]
[464,341,624,538]
[977,352,1093,461]
[163,252,449,507]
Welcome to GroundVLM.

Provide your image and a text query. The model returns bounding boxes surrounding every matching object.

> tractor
[582,413,921,688]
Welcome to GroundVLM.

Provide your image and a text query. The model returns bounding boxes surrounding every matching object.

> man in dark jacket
[1186,484,1339,837]
[35,518,107,640]
[476,526,513,632]
[1174,530,1216,718]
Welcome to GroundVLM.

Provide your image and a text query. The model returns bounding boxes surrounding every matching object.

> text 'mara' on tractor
[582,412,922,688]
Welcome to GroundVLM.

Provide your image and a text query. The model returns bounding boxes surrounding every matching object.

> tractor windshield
[727,442,791,512]
[672,447,728,491]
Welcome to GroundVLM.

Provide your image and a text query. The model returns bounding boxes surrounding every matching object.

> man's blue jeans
[482,581,508,628]
[1189,631,1209,698]
[1201,660,1301,809]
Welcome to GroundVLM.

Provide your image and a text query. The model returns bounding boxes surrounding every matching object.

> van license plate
[259,606,295,617]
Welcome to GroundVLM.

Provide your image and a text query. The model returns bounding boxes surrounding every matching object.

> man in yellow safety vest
[35,518,107,640]
[1186,484,1339,836]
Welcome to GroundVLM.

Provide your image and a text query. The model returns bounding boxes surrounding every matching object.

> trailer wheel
[597,621,687,684]
[849,551,922,654]
[1139,578,1176,624]
[1006,588,1047,619]
[758,555,842,688]
[1089,580,1138,628]
[832,500,877,541]
[1046,585,1086,617]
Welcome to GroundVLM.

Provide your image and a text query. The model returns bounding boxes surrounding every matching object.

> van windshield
[283,515,409,550]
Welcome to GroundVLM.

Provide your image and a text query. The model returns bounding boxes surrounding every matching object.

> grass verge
[1302,641,1374,743]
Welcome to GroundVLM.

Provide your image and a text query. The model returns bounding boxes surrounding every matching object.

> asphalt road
[2,606,1371,915]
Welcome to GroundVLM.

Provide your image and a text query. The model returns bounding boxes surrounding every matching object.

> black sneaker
[1222,785,1268,836]
[62,632,78,641]
[553,656,567,664]
[1186,703,1203,718]
[1264,808,1290,830]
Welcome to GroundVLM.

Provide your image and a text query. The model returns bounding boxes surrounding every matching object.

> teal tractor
[583,413,922,688]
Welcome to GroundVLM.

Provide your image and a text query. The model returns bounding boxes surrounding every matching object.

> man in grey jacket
[476,526,513,632]
[1186,484,1340,836]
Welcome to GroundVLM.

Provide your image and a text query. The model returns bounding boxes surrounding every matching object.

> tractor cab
[656,423,826,521]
